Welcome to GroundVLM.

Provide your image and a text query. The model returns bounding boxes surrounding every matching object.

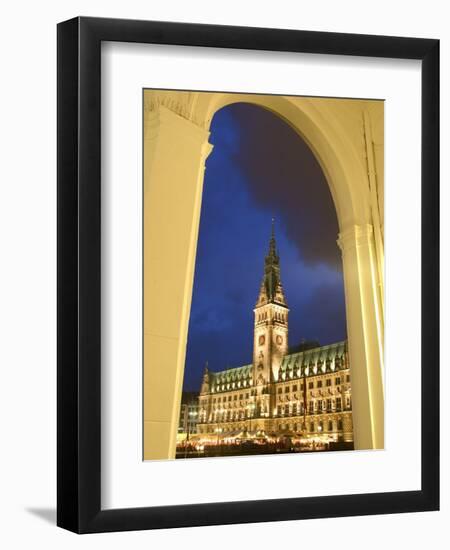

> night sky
[183,102,346,391]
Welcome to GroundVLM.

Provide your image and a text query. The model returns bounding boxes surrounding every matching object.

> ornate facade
[196,224,353,446]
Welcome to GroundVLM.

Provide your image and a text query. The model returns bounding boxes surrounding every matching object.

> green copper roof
[206,341,347,392]
[209,364,253,384]
[279,341,347,377]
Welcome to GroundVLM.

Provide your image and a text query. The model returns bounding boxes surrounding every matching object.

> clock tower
[253,221,289,394]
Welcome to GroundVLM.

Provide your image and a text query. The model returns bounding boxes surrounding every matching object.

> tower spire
[268,217,277,257]
[256,220,287,306]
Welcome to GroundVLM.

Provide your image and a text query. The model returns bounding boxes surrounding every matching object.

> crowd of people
[175,436,346,458]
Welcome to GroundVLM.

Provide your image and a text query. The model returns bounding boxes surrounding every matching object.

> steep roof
[206,341,347,393]
[209,363,253,385]
[279,340,347,378]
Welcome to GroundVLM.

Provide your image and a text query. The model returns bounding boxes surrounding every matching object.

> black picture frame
[57,16,439,533]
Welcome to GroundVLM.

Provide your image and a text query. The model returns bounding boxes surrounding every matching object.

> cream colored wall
[143,103,212,459]
[143,90,385,458]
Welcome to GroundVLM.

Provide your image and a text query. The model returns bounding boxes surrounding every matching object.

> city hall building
[195,225,353,446]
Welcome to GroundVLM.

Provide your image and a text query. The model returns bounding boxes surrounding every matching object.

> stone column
[338,224,384,450]
[143,105,213,460]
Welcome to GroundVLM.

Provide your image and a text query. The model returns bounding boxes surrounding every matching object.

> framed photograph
[57,16,439,533]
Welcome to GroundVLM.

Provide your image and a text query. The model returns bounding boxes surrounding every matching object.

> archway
[143,90,384,459]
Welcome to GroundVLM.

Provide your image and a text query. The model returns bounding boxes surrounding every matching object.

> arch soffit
[193,92,371,230]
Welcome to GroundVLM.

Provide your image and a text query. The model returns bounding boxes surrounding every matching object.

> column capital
[145,106,213,165]
[337,223,374,253]
[144,90,206,128]
[145,103,211,141]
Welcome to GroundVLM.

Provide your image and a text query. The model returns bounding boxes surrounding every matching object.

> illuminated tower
[253,220,289,389]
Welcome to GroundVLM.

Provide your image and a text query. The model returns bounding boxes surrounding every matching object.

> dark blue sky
[183,102,346,391]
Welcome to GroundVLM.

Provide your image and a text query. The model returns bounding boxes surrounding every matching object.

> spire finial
[268,217,277,257]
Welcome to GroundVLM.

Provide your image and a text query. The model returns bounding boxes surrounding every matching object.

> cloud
[182,102,346,390]
[290,281,347,346]
[223,103,341,269]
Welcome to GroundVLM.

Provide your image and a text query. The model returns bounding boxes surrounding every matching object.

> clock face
[259,335,265,346]
[276,335,283,345]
